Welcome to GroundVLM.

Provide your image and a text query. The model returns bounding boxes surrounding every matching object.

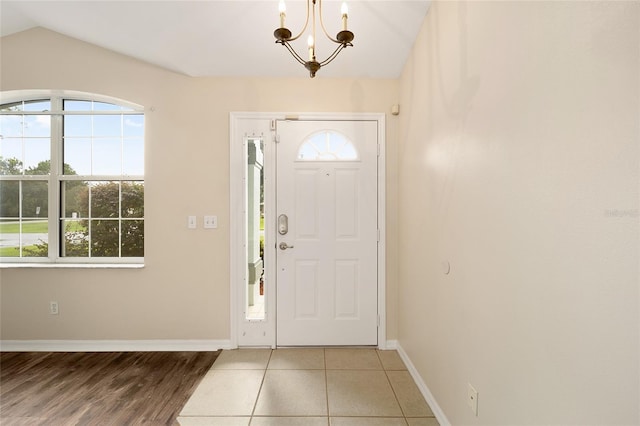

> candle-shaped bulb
[279,0,286,28]
[341,2,348,30]
[308,35,315,61]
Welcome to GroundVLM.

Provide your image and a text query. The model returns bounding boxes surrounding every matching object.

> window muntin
[59,180,144,258]
[0,180,49,258]
[0,99,52,112]
[0,100,51,175]
[62,100,144,177]
[297,130,358,161]
[0,93,144,263]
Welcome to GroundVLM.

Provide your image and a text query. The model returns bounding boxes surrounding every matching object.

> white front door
[276,120,379,346]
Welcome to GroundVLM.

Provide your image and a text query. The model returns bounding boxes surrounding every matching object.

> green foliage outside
[1,159,84,219]
[1,157,144,258]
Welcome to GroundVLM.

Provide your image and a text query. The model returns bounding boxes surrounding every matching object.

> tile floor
[178,348,439,426]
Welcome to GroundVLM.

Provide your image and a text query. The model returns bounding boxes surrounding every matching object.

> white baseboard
[0,339,233,352]
[395,342,451,426]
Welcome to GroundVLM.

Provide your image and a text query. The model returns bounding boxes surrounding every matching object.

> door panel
[276,120,378,346]
[335,260,358,318]
[335,169,358,238]
[294,260,319,318]
[294,169,320,238]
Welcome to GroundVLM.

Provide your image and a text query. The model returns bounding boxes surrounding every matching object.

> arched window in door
[297,130,358,161]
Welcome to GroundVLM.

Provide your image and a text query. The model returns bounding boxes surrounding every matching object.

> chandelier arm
[318,0,342,44]
[280,41,308,66]
[288,0,312,42]
[274,0,354,77]
[318,43,349,67]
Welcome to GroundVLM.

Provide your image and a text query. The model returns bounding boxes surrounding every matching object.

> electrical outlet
[468,383,478,416]
[50,301,59,315]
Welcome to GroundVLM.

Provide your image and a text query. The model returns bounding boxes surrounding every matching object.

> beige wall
[0,28,400,341]
[398,1,639,424]
[4,2,639,422]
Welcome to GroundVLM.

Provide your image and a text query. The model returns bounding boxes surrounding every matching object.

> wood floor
[0,351,220,425]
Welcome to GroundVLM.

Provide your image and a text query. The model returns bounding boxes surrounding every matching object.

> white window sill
[0,263,144,269]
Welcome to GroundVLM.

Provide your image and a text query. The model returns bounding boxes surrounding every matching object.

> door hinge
[270,120,276,131]
[377,315,380,327]
[377,229,381,242]
[377,144,381,156]
[274,134,280,143]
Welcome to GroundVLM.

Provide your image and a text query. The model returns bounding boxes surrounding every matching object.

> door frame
[229,112,387,349]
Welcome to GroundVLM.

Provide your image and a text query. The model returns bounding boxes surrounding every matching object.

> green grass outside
[0,221,85,234]
[0,221,48,233]
[0,221,85,257]
[0,246,41,257]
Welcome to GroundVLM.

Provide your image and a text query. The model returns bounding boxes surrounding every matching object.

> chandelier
[274,0,354,78]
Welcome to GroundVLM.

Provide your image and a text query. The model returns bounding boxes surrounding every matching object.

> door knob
[279,242,294,250]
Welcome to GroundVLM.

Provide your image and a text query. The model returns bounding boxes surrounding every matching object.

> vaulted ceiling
[1,0,430,79]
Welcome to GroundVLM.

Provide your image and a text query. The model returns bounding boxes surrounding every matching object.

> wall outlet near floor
[49,301,59,315]
[468,383,479,416]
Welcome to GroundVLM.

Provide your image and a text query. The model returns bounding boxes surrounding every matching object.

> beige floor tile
[212,349,272,370]
[377,350,407,370]
[180,370,265,416]
[254,370,327,416]
[267,348,325,369]
[250,417,329,425]
[325,349,382,370]
[406,418,440,426]
[326,370,402,417]
[330,417,407,426]
[386,371,434,417]
[177,417,251,426]
[182,347,437,426]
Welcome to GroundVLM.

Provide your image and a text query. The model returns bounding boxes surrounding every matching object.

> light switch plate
[188,216,196,229]
[204,215,218,229]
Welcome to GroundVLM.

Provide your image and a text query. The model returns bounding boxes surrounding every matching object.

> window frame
[0,90,145,266]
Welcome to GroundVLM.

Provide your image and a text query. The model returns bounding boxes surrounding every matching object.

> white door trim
[229,112,386,348]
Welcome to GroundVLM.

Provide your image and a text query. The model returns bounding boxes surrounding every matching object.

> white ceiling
[0,0,430,79]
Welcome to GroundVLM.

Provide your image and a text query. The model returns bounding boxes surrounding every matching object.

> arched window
[0,91,145,264]
[297,130,358,161]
